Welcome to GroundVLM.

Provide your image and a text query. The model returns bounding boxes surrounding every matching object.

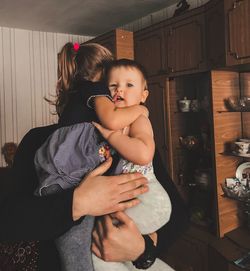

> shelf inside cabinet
[220,152,250,159]
[217,110,250,113]
[174,111,200,114]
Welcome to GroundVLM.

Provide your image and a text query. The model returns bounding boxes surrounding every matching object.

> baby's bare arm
[94,97,148,130]
[95,115,155,165]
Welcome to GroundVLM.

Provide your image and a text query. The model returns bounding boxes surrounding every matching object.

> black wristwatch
[132,235,157,269]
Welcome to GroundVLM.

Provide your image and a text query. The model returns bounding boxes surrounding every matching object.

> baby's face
[108,67,148,108]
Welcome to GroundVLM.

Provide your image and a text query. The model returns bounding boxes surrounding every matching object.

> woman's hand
[92,211,145,262]
[72,157,149,220]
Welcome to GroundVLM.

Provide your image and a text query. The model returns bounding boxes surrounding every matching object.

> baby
[35,58,173,271]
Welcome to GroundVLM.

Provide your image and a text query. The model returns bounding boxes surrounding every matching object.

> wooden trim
[211,70,242,237]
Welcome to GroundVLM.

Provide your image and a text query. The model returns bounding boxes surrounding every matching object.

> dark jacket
[0,80,189,270]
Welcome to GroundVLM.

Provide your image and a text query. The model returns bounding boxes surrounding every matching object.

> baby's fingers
[92,121,102,131]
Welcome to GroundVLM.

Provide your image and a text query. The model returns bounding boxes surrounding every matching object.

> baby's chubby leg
[93,253,130,271]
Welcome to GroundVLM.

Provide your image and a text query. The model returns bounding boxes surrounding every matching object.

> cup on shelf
[179,135,199,150]
[190,99,200,112]
[234,141,250,155]
[178,97,191,112]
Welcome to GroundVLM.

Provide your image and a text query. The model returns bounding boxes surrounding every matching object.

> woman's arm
[93,115,155,165]
[0,125,149,241]
[94,96,148,130]
[0,125,76,241]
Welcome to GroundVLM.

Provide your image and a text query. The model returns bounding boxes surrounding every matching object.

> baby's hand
[92,122,116,140]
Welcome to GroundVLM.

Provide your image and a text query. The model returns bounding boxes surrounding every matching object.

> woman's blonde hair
[49,42,113,116]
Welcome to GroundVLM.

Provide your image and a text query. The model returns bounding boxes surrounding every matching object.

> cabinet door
[205,0,226,68]
[166,14,206,74]
[134,26,166,77]
[146,77,170,172]
[225,0,250,65]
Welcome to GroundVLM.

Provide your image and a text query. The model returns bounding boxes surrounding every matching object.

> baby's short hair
[107,58,148,89]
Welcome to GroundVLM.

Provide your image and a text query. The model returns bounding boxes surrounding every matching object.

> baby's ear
[141,89,149,103]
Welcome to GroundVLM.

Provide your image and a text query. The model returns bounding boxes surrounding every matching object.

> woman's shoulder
[26,124,58,138]
[19,124,58,150]
[73,79,110,97]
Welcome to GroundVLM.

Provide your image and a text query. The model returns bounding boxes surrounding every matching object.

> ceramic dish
[236,162,250,180]
[239,138,250,143]
[232,151,250,158]
[225,96,250,111]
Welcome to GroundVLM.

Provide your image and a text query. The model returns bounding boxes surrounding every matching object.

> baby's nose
[116,86,123,93]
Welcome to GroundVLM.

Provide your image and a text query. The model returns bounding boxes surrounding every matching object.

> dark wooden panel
[225,0,250,65]
[205,0,226,68]
[146,77,170,172]
[134,26,165,77]
[166,14,206,74]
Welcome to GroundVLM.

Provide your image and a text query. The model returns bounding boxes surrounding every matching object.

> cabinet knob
[229,51,240,59]
[233,0,243,9]
[168,67,175,73]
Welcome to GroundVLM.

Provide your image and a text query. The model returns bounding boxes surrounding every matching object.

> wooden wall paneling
[211,70,242,237]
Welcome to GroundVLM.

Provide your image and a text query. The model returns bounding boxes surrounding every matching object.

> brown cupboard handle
[233,0,243,9]
[229,51,240,59]
[168,67,174,73]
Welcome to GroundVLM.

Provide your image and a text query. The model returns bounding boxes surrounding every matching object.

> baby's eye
[127,83,134,87]
[109,84,117,90]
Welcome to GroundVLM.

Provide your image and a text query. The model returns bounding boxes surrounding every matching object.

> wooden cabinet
[211,71,250,236]
[165,70,250,237]
[225,0,250,65]
[134,7,207,77]
[134,25,166,77]
[206,0,250,67]
[166,72,217,225]
[166,14,206,75]
[87,29,134,60]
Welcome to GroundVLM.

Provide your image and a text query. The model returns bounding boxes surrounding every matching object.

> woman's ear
[141,89,149,103]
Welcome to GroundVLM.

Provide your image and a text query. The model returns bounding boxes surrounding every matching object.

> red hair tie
[73,42,80,52]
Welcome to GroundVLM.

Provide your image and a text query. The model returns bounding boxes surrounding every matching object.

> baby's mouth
[113,95,124,102]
